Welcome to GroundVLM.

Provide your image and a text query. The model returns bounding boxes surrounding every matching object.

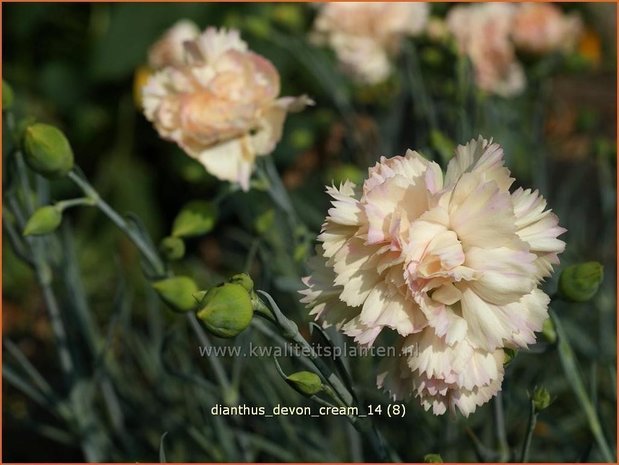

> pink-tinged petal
[511,187,566,279]
[465,247,537,305]
[318,221,357,259]
[417,295,468,345]
[450,374,503,417]
[342,316,382,347]
[445,137,514,191]
[300,252,359,330]
[194,136,255,191]
[148,20,201,69]
[359,283,426,336]
[460,287,515,351]
[449,172,521,249]
[505,288,550,348]
[332,237,382,307]
[432,283,462,305]
[325,182,363,226]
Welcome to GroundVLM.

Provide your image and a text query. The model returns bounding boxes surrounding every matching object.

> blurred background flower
[143,26,311,190]
[311,2,430,84]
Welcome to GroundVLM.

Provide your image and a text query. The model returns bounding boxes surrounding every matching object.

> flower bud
[293,243,309,263]
[542,318,557,344]
[171,201,218,238]
[424,454,443,463]
[229,273,254,292]
[272,5,304,31]
[3,80,14,110]
[559,262,604,302]
[254,209,275,236]
[23,123,74,178]
[196,283,253,338]
[532,386,551,412]
[244,17,272,39]
[152,276,199,313]
[23,206,62,236]
[159,236,185,261]
[285,371,323,396]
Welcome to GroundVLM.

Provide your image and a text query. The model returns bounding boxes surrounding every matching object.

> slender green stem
[405,42,439,133]
[14,153,75,380]
[255,291,352,405]
[255,291,391,461]
[56,197,96,211]
[188,313,233,396]
[520,399,537,462]
[551,310,614,462]
[494,391,510,462]
[465,426,495,462]
[11,151,108,461]
[67,168,237,407]
[67,170,166,277]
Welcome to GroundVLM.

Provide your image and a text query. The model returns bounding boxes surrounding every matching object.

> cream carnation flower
[143,27,312,191]
[447,3,525,97]
[148,20,200,69]
[300,136,565,415]
[512,3,583,55]
[312,2,430,84]
[377,331,506,416]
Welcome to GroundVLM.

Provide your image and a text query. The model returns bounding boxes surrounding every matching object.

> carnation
[447,3,525,97]
[143,27,312,191]
[311,2,430,84]
[300,136,565,415]
[512,3,583,55]
[148,20,200,70]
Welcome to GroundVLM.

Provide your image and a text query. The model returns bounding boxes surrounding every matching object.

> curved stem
[14,153,75,380]
[494,391,510,462]
[255,291,391,461]
[551,311,614,462]
[56,197,96,211]
[520,399,537,462]
[67,170,166,277]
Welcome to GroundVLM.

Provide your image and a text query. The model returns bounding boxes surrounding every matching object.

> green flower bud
[196,283,253,338]
[559,262,604,302]
[503,348,517,366]
[23,123,74,178]
[424,454,443,463]
[254,209,275,235]
[229,273,254,292]
[23,206,62,236]
[290,128,314,150]
[171,201,218,238]
[542,318,557,344]
[271,4,304,31]
[3,80,14,110]
[293,243,309,263]
[532,386,551,412]
[244,16,271,39]
[286,371,323,396]
[152,276,199,313]
[159,236,185,261]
